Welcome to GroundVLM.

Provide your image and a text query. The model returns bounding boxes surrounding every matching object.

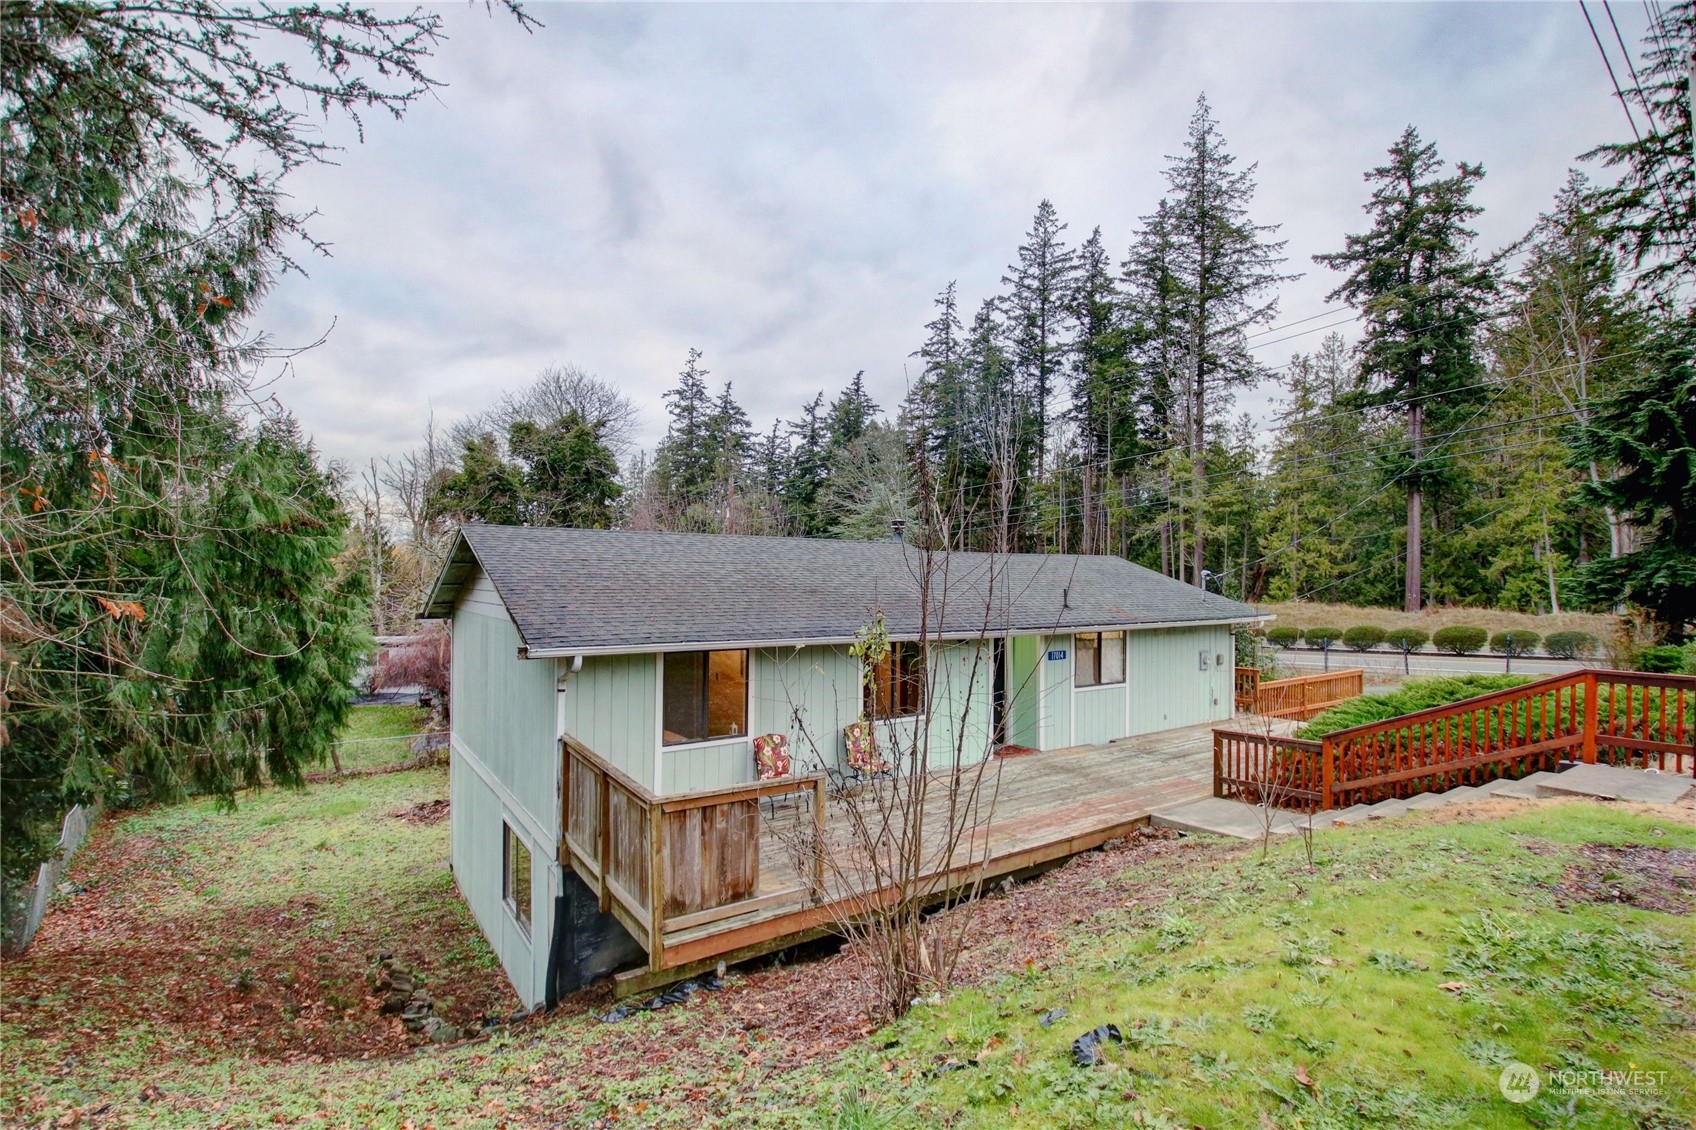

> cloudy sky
[260,1,1648,468]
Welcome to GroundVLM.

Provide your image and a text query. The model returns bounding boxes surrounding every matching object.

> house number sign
[1047,649,1067,661]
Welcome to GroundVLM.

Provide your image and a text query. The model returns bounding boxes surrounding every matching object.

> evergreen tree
[820,422,916,540]
[1570,311,1696,640]
[784,393,832,535]
[1315,126,1497,612]
[430,434,527,525]
[827,371,881,454]
[1161,94,1291,587]
[704,381,754,493]
[508,411,623,528]
[1000,200,1079,465]
[1582,1,1694,306]
[1068,227,1135,554]
[655,348,716,504]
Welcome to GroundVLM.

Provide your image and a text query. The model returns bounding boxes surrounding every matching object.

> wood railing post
[647,802,665,971]
[597,765,612,913]
[1582,671,1599,764]
[1321,737,1335,811]
[811,775,827,903]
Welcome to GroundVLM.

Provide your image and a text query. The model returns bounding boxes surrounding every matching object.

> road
[1273,648,1590,682]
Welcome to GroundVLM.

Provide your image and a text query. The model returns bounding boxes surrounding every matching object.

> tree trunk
[1405,401,1423,613]
[1192,374,1206,588]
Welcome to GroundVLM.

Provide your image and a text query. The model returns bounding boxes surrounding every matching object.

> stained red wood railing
[1213,669,1696,811]
[1250,669,1365,721]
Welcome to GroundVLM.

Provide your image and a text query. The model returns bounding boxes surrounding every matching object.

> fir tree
[827,371,881,453]
[1571,311,1696,640]
[1581,1,1694,306]
[656,348,716,504]
[784,393,832,536]
[1068,226,1135,553]
[1316,126,1497,612]
[1161,94,1291,587]
[1000,200,1079,464]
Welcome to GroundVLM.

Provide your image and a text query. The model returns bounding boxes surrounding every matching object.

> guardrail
[1249,669,1365,721]
[561,737,825,970]
[1215,669,1696,812]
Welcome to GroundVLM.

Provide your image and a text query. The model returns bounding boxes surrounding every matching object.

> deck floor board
[656,715,1298,965]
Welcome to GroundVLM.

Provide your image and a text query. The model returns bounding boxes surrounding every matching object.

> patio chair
[753,732,792,818]
[842,720,892,780]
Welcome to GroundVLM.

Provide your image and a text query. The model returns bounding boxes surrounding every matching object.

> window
[866,642,926,719]
[503,822,532,936]
[662,649,749,745]
[1074,631,1126,687]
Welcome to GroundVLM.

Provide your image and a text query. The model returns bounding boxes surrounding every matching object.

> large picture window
[663,649,749,745]
[866,642,926,719]
[503,822,532,937]
[1074,631,1126,687]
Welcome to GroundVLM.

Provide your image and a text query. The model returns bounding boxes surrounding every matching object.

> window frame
[865,641,926,720]
[503,821,532,938]
[1074,631,1126,688]
[661,648,751,747]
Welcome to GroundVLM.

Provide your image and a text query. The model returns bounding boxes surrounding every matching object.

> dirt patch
[394,798,450,824]
[1559,843,1696,915]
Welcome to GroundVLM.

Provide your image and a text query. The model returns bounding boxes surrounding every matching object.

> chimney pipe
[891,518,907,542]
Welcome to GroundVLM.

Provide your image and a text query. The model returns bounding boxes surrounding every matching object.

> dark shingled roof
[423,525,1261,654]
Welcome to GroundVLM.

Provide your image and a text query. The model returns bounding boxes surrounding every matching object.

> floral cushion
[842,720,890,773]
[753,733,791,780]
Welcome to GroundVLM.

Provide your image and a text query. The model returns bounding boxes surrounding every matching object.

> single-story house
[421,524,1261,1007]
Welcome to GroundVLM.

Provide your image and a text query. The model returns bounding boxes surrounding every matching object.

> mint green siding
[452,608,557,827]
[1127,625,1233,734]
[1006,635,1042,749]
[1073,683,1127,746]
[563,652,657,790]
[753,646,859,773]
[449,586,559,1009]
[1039,635,1074,750]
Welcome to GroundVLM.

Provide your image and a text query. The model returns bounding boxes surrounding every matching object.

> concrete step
[1487,771,1563,799]
[1405,784,1485,810]
[1472,777,1528,797]
[1534,763,1695,804]
[1363,798,1412,820]
[1329,803,1377,826]
[1152,798,1326,840]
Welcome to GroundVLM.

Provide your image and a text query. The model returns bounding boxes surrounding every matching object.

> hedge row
[1260,625,1599,659]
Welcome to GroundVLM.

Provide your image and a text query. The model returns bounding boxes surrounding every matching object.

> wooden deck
[560,716,1298,995]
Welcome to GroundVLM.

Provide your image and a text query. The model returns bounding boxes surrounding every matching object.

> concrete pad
[1535,763,1695,805]
[1152,797,1310,840]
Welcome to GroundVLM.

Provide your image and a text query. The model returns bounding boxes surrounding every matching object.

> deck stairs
[1154,762,1694,840]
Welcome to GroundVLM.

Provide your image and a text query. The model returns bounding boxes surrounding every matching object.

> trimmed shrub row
[1262,624,1600,659]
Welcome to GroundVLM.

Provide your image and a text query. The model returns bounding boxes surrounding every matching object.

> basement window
[1074,631,1126,687]
[866,642,926,719]
[663,649,749,745]
[503,822,532,938]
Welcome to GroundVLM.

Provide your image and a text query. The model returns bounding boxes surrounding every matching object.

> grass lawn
[332,702,435,771]
[808,803,1696,1130]
[5,789,1693,1127]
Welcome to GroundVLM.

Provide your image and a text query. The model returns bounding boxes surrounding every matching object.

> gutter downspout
[545,654,583,1010]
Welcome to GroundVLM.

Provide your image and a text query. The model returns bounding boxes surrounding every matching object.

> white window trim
[502,820,533,942]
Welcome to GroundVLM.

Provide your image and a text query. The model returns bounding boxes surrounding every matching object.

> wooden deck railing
[1215,669,1696,812]
[1250,669,1365,721]
[561,736,825,971]
[1234,667,1260,713]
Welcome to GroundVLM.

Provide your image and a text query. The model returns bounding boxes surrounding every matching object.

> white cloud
[257,1,1643,465]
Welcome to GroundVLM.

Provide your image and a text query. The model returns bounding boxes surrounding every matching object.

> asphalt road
[1273,648,1590,681]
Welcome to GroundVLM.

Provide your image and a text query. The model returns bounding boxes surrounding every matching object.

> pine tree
[1000,200,1079,465]
[704,381,753,518]
[1068,227,1134,554]
[1570,310,1696,639]
[656,348,716,505]
[827,371,881,454]
[1582,1,1694,306]
[1161,94,1291,587]
[784,393,831,535]
[1315,126,1497,612]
